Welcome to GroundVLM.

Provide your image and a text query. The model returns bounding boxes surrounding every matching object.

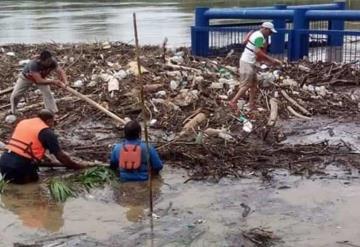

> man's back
[110,139,163,182]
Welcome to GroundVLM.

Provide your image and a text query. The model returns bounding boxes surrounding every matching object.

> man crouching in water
[110,120,163,182]
[0,109,85,184]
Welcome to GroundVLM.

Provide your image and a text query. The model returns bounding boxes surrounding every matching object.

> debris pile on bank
[0,42,359,181]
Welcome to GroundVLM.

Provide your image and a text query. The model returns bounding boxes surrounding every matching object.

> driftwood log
[287,106,312,120]
[267,98,279,127]
[281,90,311,116]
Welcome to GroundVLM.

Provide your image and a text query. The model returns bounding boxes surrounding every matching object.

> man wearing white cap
[229,22,282,112]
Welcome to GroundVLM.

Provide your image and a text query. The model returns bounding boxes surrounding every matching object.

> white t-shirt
[240,30,266,65]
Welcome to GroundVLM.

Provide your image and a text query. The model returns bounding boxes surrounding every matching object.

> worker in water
[229,22,282,112]
[10,50,67,115]
[109,120,163,181]
[0,109,85,184]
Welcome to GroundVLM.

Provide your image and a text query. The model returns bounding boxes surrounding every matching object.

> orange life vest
[118,144,142,170]
[6,117,49,161]
[243,30,268,61]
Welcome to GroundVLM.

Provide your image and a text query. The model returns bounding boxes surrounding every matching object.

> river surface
[0,0,359,46]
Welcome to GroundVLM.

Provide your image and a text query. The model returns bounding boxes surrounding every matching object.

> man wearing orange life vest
[0,109,84,184]
[229,22,282,112]
[109,120,163,182]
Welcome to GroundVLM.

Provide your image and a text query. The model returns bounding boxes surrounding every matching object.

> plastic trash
[175,51,185,57]
[170,80,179,90]
[239,115,253,133]
[155,90,167,98]
[6,52,15,56]
[273,70,281,79]
[195,132,204,144]
[102,42,111,49]
[170,56,184,64]
[114,70,127,80]
[219,68,231,79]
[5,115,17,124]
[194,76,204,84]
[18,59,30,66]
[258,72,276,88]
[281,78,298,87]
[315,86,327,97]
[108,78,119,92]
[88,81,97,87]
[73,80,84,88]
[124,117,132,124]
[210,82,224,89]
[149,119,157,127]
[237,99,246,110]
[260,64,268,70]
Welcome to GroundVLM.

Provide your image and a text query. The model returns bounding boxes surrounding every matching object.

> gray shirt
[22,58,58,80]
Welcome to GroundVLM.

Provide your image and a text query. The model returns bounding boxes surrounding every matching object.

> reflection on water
[113,177,163,222]
[0,175,164,238]
[1,183,64,232]
[2,167,360,246]
[0,0,358,46]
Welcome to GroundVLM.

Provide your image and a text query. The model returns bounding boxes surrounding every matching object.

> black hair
[39,50,52,61]
[38,109,54,122]
[124,120,141,140]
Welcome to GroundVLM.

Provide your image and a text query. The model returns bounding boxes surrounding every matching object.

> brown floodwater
[1,163,360,246]
[2,113,360,246]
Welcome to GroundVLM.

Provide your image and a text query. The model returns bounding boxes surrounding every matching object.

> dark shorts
[0,152,39,184]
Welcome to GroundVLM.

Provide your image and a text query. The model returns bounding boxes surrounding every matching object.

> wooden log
[143,83,163,93]
[281,90,311,116]
[287,106,312,120]
[64,86,126,125]
[182,107,202,124]
[18,96,78,112]
[0,86,14,96]
[165,62,202,74]
[180,112,206,136]
[267,98,279,127]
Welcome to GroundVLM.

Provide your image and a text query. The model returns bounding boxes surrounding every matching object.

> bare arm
[255,48,281,65]
[54,150,84,170]
[56,67,68,85]
[30,72,58,85]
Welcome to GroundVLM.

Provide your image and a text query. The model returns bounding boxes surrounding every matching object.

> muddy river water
[1,116,360,246]
[1,0,359,46]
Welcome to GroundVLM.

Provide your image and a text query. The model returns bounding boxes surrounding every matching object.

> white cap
[261,22,277,33]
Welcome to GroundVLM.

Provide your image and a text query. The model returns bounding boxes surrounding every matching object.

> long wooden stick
[63,86,126,125]
[133,13,153,214]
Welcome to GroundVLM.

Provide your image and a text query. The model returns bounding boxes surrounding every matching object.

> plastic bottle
[239,115,253,133]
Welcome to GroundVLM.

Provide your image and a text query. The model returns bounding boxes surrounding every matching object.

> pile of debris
[0,42,359,181]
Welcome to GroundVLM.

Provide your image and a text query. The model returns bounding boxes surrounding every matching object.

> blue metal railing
[191,1,360,62]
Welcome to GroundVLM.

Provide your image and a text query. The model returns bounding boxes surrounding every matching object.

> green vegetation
[49,179,77,202]
[48,167,116,202]
[75,166,116,191]
[0,176,8,194]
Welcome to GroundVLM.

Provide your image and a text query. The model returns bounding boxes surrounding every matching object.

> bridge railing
[191,1,360,62]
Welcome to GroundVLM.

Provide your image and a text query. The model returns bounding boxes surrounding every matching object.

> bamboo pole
[63,86,126,125]
[133,13,153,215]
